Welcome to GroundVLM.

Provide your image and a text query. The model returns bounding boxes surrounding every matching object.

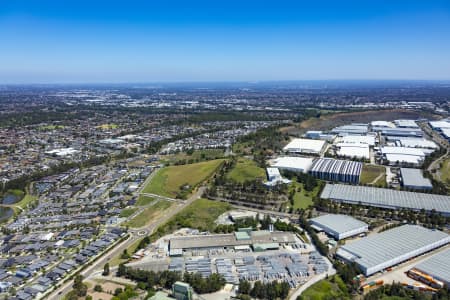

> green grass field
[153,198,231,238]
[299,275,350,300]
[119,208,138,218]
[441,157,450,184]
[360,164,386,186]
[136,195,155,206]
[125,200,173,228]
[16,194,38,209]
[290,182,319,210]
[226,158,266,183]
[143,159,225,198]
[161,149,225,164]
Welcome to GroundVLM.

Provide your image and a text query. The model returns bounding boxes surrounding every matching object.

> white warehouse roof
[339,135,375,146]
[310,214,368,240]
[337,225,450,276]
[270,156,314,173]
[394,119,419,128]
[283,138,326,154]
[429,120,450,130]
[336,143,370,159]
[414,248,450,286]
[394,137,438,149]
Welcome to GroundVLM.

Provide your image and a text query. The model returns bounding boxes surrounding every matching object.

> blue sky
[1,0,450,83]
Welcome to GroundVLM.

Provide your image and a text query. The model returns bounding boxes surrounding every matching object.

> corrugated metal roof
[310,214,367,235]
[414,248,450,285]
[338,225,450,274]
[321,184,450,215]
[400,168,432,189]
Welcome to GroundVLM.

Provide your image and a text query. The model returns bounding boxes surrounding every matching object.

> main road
[46,186,205,300]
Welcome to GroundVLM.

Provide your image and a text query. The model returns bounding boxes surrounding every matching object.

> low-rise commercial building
[309,214,368,240]
[283,138,326,155]
[400,168,433,190]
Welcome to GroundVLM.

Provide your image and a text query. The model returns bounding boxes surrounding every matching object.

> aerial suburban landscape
[1,1,450,300]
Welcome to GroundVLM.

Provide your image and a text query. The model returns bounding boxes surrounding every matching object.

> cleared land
[440,157,450,184]
[136,195,155,206]
[153,198,231,237]
[160,149,224,164]
[226,158,266,183]
[125,200,173,228]
[299,275,350,300]
[360,164,386,187]
[119,208,138,218]
[285,109,440,135]
[142,159,225,198]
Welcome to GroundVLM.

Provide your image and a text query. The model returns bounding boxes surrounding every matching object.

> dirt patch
[294,109,440,134]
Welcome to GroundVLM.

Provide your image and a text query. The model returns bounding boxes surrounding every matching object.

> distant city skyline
[1,0,450,83]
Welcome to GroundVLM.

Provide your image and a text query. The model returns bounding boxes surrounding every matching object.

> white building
[270,156,314,173]
[310,214,368,240]
[283,138,326,155]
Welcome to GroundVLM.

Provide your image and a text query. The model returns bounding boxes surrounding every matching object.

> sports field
[142,159,224,198]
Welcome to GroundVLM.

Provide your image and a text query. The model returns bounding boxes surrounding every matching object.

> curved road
[46,186,205,300]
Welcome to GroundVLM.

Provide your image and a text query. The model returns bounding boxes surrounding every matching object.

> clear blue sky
[1,0,450,83]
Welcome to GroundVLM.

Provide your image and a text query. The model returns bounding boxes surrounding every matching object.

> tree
[94,284,103,292]
[103,263,110,276]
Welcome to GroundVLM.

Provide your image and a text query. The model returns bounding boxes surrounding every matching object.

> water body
[0,207,13,222]
[2,193,20,205]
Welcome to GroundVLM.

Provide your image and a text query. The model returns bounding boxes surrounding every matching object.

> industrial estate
[1,85,450,300]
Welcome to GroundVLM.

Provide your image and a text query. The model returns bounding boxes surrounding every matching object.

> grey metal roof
[310,214,367,234]
[321,184,450,215]
[414,248,450,285]
[400,168,433,189]
[339,225,450,273]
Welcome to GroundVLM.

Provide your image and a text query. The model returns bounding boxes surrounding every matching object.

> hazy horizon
[1,0,450,83]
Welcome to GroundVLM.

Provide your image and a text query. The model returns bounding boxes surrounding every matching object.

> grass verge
[125,201,173,228]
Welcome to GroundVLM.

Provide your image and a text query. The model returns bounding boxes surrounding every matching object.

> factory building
[321,183,450,216]
[380,146,433,166]
[374,127,423,137]
[386,137,438,149]
[264,168,291,186]
[270,156,314,173]
[335,143,370,160]
[309,158,362,184]
[169,231,297,255]
[394,119,419,128]
[400,168,433,191]
[309,214,368,240]
[336,225,450,276]
[305,131,336,141]
[331,123,368,136]
[283,138,327,155]
[412,248,450,289]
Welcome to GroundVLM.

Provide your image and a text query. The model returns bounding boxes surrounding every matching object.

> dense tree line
[298,216,328,256]
[332,261,360,293]
[237,279,290,300]
[281,170,319,192]
[364,282,449,300]
[117,265,225,294]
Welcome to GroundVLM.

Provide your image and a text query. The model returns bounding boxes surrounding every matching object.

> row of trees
[117,265,226,294]
[298,216,328,256]
[238,280,290,300]
[364,282,449,300]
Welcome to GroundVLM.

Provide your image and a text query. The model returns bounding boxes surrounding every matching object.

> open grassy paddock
[299,275,350,300]
[119,207,138,218]
[153,198,231,238]
[136,195,155,206]
[125,200,173,228]
[226,158,266,183]
[290,181,320,210]
[142,159,225,198]
[160,149,225,164]
[360,164,386,187]
[440,157,450,185]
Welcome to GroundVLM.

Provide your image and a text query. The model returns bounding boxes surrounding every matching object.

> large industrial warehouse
[270,156,314,173]
[283,138,326,155]
[309,214,368,240]
[321,184,450,216]
[169,231,297,255]
[336,225,450,276]
[309,158,362,183]
[413,248,450,288]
